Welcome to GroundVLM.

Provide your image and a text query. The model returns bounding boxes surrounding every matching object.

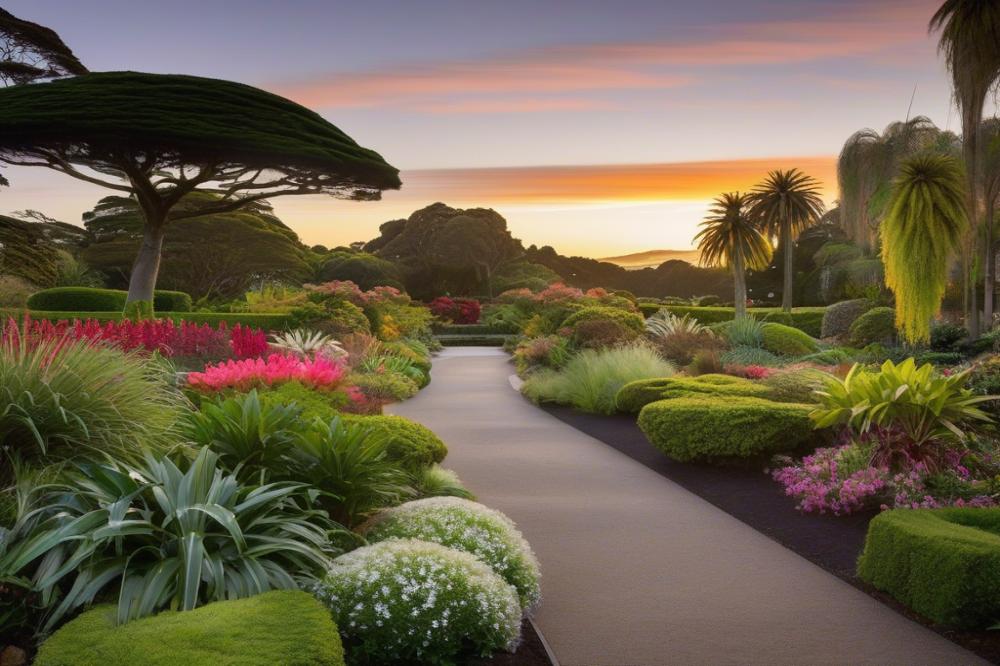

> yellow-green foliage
[34,590,345,666]
[340,414,448,471]
[760,322,819,356]
[561,306,644,334]
[857,508,1000,628]
[637,396,813,462]
[880,154,967,344]
[615,375,772,413]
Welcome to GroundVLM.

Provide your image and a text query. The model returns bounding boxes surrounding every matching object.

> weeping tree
[0,71,400,310]
[694,192,772,319]
[931,0,1000,335]
[0,7,87,86]
[837,117,957,251]
[881,154,968,345]
[748,169,825,312]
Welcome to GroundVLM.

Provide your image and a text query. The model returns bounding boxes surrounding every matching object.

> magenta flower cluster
[186,353,348,393]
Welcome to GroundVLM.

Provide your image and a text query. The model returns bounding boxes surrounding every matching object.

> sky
[0,0,978,257]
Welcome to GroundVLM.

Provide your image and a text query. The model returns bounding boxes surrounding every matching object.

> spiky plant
[748,170,825,312]
[694,192,772,318]
[644,311,709,339]
[881,154,968,344]
[270,328,346,359]
[931,0,1000,335]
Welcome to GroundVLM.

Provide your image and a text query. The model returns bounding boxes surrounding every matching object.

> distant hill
[597,248,700,270]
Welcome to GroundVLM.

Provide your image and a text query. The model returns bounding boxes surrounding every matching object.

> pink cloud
[413,97,617,114]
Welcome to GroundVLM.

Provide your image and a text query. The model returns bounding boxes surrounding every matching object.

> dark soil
[472,619,554,666]
[542,404,1000,665]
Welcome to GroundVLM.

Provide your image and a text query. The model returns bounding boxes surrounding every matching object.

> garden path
[388,348,985,666]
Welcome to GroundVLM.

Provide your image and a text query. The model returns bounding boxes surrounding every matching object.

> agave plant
[0,448,340,633]
[644,311,710,339]
[270,328,347,359]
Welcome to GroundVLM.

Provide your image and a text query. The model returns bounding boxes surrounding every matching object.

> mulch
[541,404,1000,665]
[474,619,555,666]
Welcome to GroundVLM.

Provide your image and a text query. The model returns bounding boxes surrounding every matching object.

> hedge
[561,306,645,333]
[661,306,826,337]
[341,414,448,471]
[34,590,346,666]
[849,306,896,346]
[615,375,772,413]
[1,308,292,329]
[637,396,813,462]
[760,322,820,356]
[26,287,192,312]
[857,508,1000,629]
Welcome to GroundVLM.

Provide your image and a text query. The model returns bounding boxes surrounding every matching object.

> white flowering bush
[315,539,521,663]
[364,497,541,610]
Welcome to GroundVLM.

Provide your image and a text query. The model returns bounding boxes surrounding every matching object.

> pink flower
[186,353,347,393]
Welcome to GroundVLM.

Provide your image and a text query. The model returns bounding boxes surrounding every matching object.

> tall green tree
[931,0,1000,335]
[748,169,825,312]
[0,72,399,309]
[980,118,1000,324]
[694,193,772,319]
[881,154,968,345]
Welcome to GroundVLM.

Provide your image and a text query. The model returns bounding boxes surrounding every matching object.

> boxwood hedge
[857,508,1000,629]
[340,414,448,471]
[615,375,773,413]
[26,287,192,312]
[1,308,291,329]
[637,396,813,462]
[760,322,820,356]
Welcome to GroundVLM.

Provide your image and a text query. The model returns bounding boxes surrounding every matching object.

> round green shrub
[340,414,447,471]
[259,381,349,421]
[615,375,771,413]
[26,286,192,312]
[152,290,193,312]
[857,508,1000,629]
[760,368,831,403]
[314,539,521,664]
[561,306,644,334]
[797,348,857,365]
[760,322,819,356]
[849,306,896,346]
[350,371,419,403]
[821,299,875,339]
[364,497,540,610]
[35,591,345,666]
[637,396,813,462]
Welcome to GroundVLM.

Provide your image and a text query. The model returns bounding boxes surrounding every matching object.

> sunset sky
[0,0,983,257]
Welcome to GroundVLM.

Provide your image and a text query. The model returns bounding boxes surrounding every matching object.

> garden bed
[539,403,1000,664]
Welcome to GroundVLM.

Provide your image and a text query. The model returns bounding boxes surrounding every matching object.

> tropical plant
[645,310,709,338]
[269,329,346,360]
[931,0,1000,335]
[694,192,772,318]
[880,154,968,344]
[0,448,340,633]
[359,352,425,385]
[811,359,993,467]
[724,316,765,347]
[749,170,825,311]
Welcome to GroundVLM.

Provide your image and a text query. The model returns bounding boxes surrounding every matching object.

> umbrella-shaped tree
[881,154,968,345]
[749,169,825,312]
[0,7,87,86]
[0,71,400,310]
[694,192,772,319]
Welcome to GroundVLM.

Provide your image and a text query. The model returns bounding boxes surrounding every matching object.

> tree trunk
[126,219,166,307]
[733,254,747,319]
[965,108,982,337]
[985,202,995,330]
[781,221,793,312]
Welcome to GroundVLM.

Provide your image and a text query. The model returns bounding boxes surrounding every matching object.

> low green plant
[857,508,1000,629]
[33,591,346,666]
[645,310,709,338]
[414,465,474,500]
[561,306,644,334]
[364,497,541,610]
[849,306,896,346]
[522,343,675,414]
[314,539,522,664]
[723,317,764,347]
[615,375,772,413]
[760,368,830,403]
[350,370,419,404]
[638,396,813,462]
[720,345,783,367]
[760,322,819,356]
[270,328,346,358]
[360,352,428,387]
[259,380,350,421]
[340,414,448,472]
[820,299,874,339]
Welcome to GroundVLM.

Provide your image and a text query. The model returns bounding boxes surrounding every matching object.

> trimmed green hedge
[1,308,291,329]
[341,414,448,471]
[857,508,1000,629]
[637,396,813,462]
[638,302,663,317]
[760,322,820,356]
[26,287,192,312]
[34,590,345,666]
[561,306,645,333]
[849,306,896,346]
[615,375,772,413]
[662,306,826,337]
[432,323,507,336]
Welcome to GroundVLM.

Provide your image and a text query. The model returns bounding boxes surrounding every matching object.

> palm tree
[931,0,1000,335]
[694,192,772,319]
[881,154,968,345]
[748,169,825,312]
[980,118,1000,325]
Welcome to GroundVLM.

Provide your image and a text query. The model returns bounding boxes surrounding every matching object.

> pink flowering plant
[186,353,349,393]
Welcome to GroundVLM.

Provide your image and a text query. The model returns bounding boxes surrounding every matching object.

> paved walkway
[389,348,985,666]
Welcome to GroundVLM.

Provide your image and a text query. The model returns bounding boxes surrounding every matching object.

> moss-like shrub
[849,306,896,346]
[760,368,831,403]
[561,306,644,335]
[615,375,771,413]
[797,347,857,365]
[340,414,447,471]
[821,299,875,339]
[35,591,345,666]
[760,322,819,356]
[26,287,192,312]
[380,339,432,373]
[314,539,521,664]
[719,345,783,367]
[350,370,419,404]
[259,381,350,420]
[152,290,193,312]
[857,508,1000,629]
[364,497,540,610]
[637,396,813,462]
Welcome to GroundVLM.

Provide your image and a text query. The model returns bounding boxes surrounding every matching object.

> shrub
[34,591,345,666]
[513,335,572,374]
[340,414,447,471]
[760,322,819,356]
[25,287,192,312]
[152,290,193,312]
[571,318,638,349]
[615,375,771,413]
[0,275,35,307]
[561,306,644,335]
[760,368,830,403]
[359,351,428,388]
[638,396,813,462]
[720,345,783,367]
[186,353,349,393]
[930,321,968,352]
[645,312,724,366]
[0,337,184,485]
[259,380,353,420]
[797,348,857,365]
[522,344,675,414]
[645,310,709,337]
[350,370,420,405]
[821,299,874,339]
[315,539,521,663]
[722,317,764,347]
[270,329,347,359]
[857,508,1000,628]
[364,497,541,610]
[849,307,896,346]
[661,306,826,336]
[415,465,474,500]
[428,296,481,324]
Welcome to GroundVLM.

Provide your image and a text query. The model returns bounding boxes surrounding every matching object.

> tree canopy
[0,7,87,86]
[316,250,402,290]
[0,214,61,287]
